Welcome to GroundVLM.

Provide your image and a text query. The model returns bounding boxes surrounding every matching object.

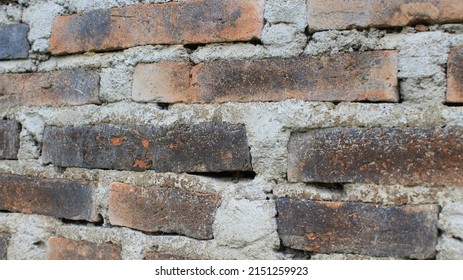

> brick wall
[0,0,463,260]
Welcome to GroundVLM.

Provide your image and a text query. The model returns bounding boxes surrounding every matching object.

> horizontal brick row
[0,174,100,222]
[288,127,463,186]
[0,233,9,260]
[447,46,463,103]
[47,237,121,260]
[0,70,100,107]
[42,122,252,173]
[276,199,439,259]
[0,120,21,160]
[0,23,29,60]
[50,0,265,55]
[307,0,463,31]
[132,51,399,103]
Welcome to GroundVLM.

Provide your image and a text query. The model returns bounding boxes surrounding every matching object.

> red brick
[0,233,9,260]
[0,70,100,107]
[0,120,21,160]
[276,199,439,259]
[447,46,463,103]
[307,0,463,31]
[144,251,186,260]
[132,51,398,103]
[42,122,252,173]
[0,174,100,222]
[288,127,463,186]
[50,0,265,55]
[47,237,121,260]
[109,182,220,240]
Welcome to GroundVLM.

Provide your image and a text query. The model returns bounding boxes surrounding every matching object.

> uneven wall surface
[1,0,463,260]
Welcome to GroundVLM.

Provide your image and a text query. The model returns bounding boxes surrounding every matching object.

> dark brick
[307,0,463,31]
[49,0,265,55]
[0,233,9,260]
[0,174,100,222]
[276,199,439,259]
[0,120,20,160]
[109,182,220,240]
[144,252,186,260]
[42,122,252,173]
[288,127,463,186]
[47,237,122,260]
[132,51,398,103]
[447,46,463,103]
[0,23,29,60]
[0,70,100,107]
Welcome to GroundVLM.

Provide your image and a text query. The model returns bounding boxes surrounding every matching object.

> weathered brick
[144,252,186,260]
[42,122,252,173]
[447,46,463,103]
[47,237,121,260]
[0,174,100,222]
[0,23,29,60]
[276,199,439,259]
[0,120,20,160]
[0,233,9,260]
[307,0,463,31]
[109,182,220,240]
[0,70,100,107]
[132,51,398,103]
[49,0,265,55]
[288,128,463,186]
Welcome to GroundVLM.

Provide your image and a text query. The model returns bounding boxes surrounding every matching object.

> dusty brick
[288,127,463,186]
[144,252,186,260]
[42,122,252,173]
[0,174,100,222]
[276,199,439,259]
[50,0,265,55]
[0,120,20,160]
[447,46,463,103]
[0,233,9,260]
[133,51,398,103]
[109,182,220,240]
[307,0,463,31]
[0,23,29,60]
[47,237,121,260]
[0,70,100,107]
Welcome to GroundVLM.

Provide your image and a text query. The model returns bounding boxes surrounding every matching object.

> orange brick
[47,237,121,260]
[447,46,463,103]
[307,0,463,31]
[50,0,265,55]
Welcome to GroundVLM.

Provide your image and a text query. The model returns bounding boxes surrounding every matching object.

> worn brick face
[47,237,122,260]
[276,199,439,259]
[109,182,220,240]
[0,70,100,107]
[0,24,30,60]
[288,128,463,186]
[0,120,21,160]
[49,0,265,55]
[132,51,398,103]
[0,174,100,222]
[42,122,252,173]
[307,0,463,31]
[0,233,9,260]
[447,46,463,103]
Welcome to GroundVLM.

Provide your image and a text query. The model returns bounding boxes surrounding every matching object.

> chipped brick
[47,237,121,260]
[447,46,463,103]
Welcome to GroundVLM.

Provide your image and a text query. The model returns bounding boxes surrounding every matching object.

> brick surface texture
[0,70,100,107]
[109,182,220,240]
[0,174,100,222]
[132,51,399,103]
[447,46,463,103]
[0,233,9,260]
[0,23,29,60]
[276,199,439,259]
[288,128,463,186]
[47,237,122,260]
[49,0,265,55]
[42,122,252,173]
[307,0,463,31]
[0,120,21,160]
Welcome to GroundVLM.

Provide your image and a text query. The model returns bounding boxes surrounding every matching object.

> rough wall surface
[0,0,463,260]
